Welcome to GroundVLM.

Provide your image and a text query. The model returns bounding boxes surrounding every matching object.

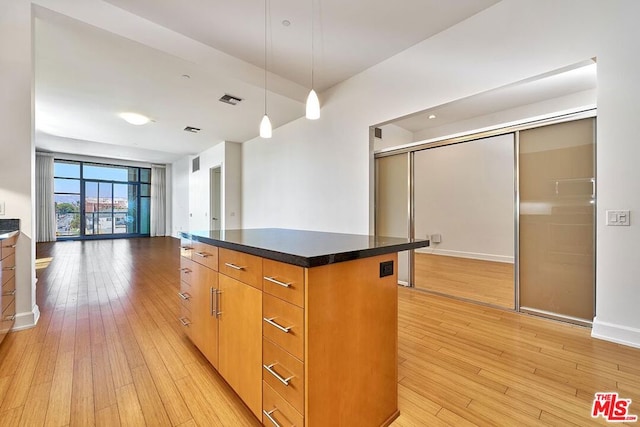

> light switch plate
[606,210,630,226]
[0,201,5,216]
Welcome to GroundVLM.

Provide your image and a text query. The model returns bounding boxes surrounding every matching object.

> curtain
[150,165,166,237]
[35,153,56,242]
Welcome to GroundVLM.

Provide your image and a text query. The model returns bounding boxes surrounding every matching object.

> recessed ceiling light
[428,114,436,119]
[282,19,291,26]
[119,112,151,125]
[182,74,191,79]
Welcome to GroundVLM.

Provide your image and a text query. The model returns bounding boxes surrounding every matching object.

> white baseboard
[12,304,40,331]
[592,317,640,349]
[415,248,514,264]
[397,280,409,287]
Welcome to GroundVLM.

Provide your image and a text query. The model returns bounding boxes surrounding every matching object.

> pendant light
[260,0,273,138]
[306,0,320,120]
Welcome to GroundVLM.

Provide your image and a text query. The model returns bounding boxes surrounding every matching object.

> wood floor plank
[0,238,637,427]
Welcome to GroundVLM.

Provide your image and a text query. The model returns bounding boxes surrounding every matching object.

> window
[53,160,152,239]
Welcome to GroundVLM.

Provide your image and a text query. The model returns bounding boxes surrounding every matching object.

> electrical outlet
[0,201,5,216]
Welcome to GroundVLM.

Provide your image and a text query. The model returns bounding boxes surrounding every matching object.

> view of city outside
[54,161,149,238]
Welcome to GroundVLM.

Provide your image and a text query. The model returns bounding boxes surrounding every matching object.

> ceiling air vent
[192,156,200,173]
[184,126,201,133]
[219,94,243,105]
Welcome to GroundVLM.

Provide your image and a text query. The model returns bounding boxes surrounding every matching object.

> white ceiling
[34,0,500,163]
[391,62,598,135]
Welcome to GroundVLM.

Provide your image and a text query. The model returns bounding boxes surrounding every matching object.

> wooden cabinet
[179,235,399,426]
[218,274,263,418]
[1,233,18,346]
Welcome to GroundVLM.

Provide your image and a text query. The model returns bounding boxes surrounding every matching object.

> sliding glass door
[54,160,151,239]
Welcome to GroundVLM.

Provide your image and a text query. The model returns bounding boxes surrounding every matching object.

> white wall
[241,0,640,347]
[0,0,39,329]
[187,141,242,232]
[414,134,514,263]
[171,157,190,237]
[373,124,414,152]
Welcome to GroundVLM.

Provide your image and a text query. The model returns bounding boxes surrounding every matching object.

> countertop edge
[180,231,429,268]
[0,230,20,240]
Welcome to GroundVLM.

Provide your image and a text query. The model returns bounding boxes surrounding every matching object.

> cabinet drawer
[1,253,16,286]
[178,305,193,340]
[2,275,16,313]
[1,299,16,335]
[263,338,304,415]
[263,381,303,427]
[1,235,17,260]
[263,259,304,308]
[180,258,194,285]
[178,280,193,312]
[191,242,218,271]
[219,248,262,290]
[263,293,304,361]
[180,238,193,259]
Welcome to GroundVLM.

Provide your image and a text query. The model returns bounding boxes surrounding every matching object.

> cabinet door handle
[194,252,211,258]
[2,290,16,296]
[263,409,282,427]
[177,292,191,301]
[263,317,292,333]
[264,276,291,288]
[210,288,221,317]
[179,317,191,327]
[224,262,245,271]
[263,363,294,386]
[2,266,16,271]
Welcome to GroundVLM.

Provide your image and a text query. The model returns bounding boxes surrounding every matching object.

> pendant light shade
[306,89,320,120]
[260,114,272,138]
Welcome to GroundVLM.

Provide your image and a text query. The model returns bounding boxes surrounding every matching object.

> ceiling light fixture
[428,114,436,119]
[305,0,320,120]
[260,0,272,138]
[119,112,151,125]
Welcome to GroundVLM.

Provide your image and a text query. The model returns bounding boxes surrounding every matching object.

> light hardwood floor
[0,238,638,426]
[415,253,515,309]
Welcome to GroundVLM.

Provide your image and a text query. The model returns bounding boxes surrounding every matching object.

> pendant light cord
[264,0,268,115]
[311,0,314,90]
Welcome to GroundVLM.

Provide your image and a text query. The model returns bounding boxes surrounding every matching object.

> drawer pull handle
[224,262,246,271]
[264,276,291,288]
[263,363,294,386]
[179,317,191,327]
[179,267,192,273]
[2,290,16,296]
[2,266,16,271]
[9,245,16,248]
[194,252,211,258]
[263,317,292,333]
[263,409,281,427]
[4,315,16,322]
[177,292,191,301]
[180,246,193,250]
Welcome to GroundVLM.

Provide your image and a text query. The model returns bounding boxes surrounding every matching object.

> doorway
[210,166,222,231]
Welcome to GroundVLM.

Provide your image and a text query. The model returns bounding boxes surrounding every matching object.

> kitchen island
[178,228,429,427]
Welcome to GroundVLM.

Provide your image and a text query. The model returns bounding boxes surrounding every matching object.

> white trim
[592,317,640,349]
[12,304,40,331]
[415,248,514,264]
[397,280,409,287]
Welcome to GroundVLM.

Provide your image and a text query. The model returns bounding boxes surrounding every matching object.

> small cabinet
[1,233,18,346]
[191,262,219,368]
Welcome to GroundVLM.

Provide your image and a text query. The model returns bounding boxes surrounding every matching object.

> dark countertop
[180,228,429,268]
[0,219,20,240]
